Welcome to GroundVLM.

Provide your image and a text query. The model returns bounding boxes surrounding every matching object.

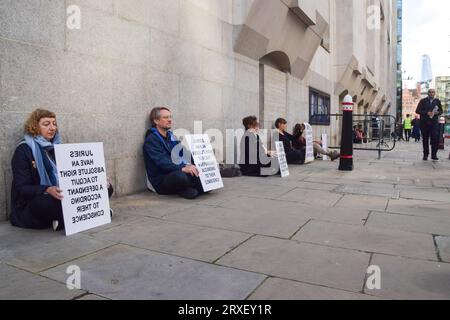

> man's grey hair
[150,106,171,128]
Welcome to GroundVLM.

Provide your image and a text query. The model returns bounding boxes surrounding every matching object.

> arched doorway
[259,51,291,129]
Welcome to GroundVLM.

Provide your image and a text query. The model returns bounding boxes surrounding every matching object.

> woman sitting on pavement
[292,123,340,161]
[239,116,279,177]
[274,118,305,165]
[10,109,113,231]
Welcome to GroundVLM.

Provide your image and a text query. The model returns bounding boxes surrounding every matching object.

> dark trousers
[14,194,64,230]
[286,150,305,165]
[421,122,439,158]
[157,171,204,195]
[404,129,411,141]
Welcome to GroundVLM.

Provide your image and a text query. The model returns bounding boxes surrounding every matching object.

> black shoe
[423,156,428,161]
[432,157,440,162]
[178,188,199,200]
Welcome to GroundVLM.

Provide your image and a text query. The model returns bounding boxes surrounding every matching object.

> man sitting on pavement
[143,107,204,199]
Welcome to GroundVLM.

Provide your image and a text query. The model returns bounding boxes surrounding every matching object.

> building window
[309,88,331,125]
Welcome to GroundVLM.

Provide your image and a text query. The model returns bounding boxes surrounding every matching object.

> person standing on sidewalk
[411,115,421,142]
[403,114,412,142]
[415,89,443,161]
[396,120,404,141]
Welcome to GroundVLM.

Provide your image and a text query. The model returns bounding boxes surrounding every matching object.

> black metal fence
[311,114,397,160]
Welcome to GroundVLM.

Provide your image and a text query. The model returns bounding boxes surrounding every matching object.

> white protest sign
[55,143,111,236]
[304,123,315,164]
[185,134,224,192]
[275,141,290,178]
[322,133,329,161]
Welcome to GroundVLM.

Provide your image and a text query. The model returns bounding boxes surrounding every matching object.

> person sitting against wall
[274,118,305,165]
[352,126,359,143]
[357,124,367,143]
[239,116,279,177]
[143,106,204,200]
[10,109,114,231]
[292,123,340,161]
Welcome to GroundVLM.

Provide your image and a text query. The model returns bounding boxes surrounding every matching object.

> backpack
[219,164,241,178]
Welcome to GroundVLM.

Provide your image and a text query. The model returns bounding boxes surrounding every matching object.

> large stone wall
[0,0,259,220]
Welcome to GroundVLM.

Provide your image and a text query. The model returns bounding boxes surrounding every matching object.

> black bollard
[339,95,354,171]
[439,117,445,150]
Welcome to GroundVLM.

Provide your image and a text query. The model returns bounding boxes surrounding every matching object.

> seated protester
[356,125,365,143]
[274,118,305,165]
[143,107,204,200]
[10,109,114,231]
[353,125,363,144]
[352,126,358,143]
[292,123,340,161]
[239,116,279,177]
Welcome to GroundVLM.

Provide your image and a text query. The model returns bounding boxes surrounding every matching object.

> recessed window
[309,88,331,126]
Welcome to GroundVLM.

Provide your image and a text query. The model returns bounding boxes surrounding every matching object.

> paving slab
[92,217,250,262]
[367,212,450,236]
[217,236,370,293]
[235,179,339,191]
[333,184,400,199]
[277,188,342,207]
[399,188,450,203]
[292,181,340,191]
[41,245,265,300]
[83,208,143,236]
[334,194,389,212]
[0,224,113,273]
[248,278,384,300]
[110,192,197,218]
[361,178,414,186]
[164,200,312,238]
[432,180,450,188]
[76,294,109,300]
[314,207,371,226]
[367,254,450,300]
[233,184,298,200]
[435,236,450,263]
[386,199,450,219]
[0,263,84,300]
[293,220,437,261]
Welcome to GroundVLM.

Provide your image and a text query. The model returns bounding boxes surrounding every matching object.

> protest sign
[275,141,290,178]
[322,133,329,161]
[55,143,111,236]
[304,123,315,164]
[185,134,224,192]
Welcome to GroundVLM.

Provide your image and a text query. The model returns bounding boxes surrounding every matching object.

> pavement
[1,141,450,300]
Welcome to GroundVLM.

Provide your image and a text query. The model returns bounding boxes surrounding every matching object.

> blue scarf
[24,133,61,186]
[151,128,187,165]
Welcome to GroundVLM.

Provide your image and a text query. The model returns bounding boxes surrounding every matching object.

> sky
[402,0,450,88]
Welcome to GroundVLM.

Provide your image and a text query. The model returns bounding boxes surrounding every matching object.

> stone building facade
[402,88,419,119]
[0,0,398,220]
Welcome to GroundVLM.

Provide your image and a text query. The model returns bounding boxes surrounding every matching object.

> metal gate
[311,114,397,160]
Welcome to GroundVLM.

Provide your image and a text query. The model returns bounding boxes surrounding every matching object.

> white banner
[322,133,329,161]
[186,134,224,192]
[275,141,290,178]
[304,123,315,164]
[55,143,111,236]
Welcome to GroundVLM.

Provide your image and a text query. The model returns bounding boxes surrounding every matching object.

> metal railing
[311,114,397,160]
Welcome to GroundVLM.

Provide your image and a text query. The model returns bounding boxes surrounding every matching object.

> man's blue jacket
[143,129,186,191]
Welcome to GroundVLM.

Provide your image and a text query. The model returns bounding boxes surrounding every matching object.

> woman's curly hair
[24,109,56,137]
